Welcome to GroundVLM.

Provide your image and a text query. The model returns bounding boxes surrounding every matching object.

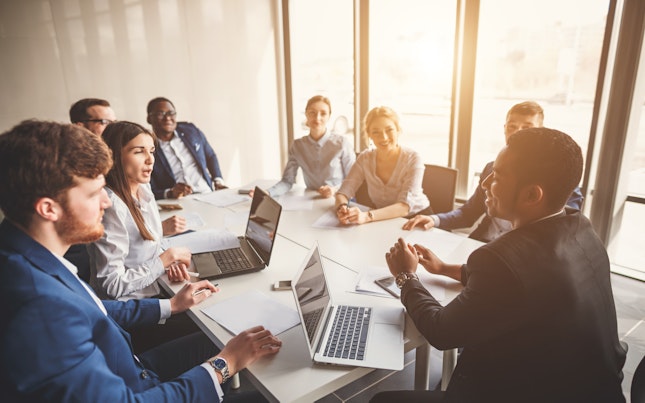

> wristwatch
[367,210,375,222]
[395,272,419,289]
[209,357,231,383]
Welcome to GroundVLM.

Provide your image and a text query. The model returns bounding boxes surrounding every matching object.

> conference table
[158,183,483,402]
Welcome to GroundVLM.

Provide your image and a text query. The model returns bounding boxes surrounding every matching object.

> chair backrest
[422,164,458,215]
[632,353,645,402]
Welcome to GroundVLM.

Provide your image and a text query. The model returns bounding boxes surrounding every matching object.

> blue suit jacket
[0,220,216,402]
[151,122,224,199]
[436,161,585,242]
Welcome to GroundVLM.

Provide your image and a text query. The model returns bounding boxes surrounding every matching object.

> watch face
[213,358,227,370]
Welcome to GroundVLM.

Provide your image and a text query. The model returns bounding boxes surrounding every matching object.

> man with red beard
[0,120,282,402]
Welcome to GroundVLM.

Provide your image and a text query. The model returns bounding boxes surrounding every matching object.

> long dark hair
[102,121,157,241]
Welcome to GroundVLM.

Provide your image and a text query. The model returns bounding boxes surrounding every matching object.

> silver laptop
[191,186,282,280]
[291,243,404,370]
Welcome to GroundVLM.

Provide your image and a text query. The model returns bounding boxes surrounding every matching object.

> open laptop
[291,243,404,370]
[190,186,282,280]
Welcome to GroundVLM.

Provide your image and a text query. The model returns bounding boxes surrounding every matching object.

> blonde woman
[335,106,428,224]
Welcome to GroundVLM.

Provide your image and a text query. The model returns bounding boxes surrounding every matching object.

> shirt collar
[307,129,329,147]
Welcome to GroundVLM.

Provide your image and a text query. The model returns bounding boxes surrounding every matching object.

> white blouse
[88,184,165,301]
[338,146,429,214]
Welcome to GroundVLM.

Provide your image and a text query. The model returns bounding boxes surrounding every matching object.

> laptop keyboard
[322,305,371,361]
[303,307,324,342]
[212,248,252,273]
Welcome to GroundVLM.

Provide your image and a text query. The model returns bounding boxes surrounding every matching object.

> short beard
[55,198,105,245]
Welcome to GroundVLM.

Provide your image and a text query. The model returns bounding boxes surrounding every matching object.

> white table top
[158,186,483,402]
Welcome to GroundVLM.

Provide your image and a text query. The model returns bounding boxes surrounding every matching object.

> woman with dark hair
[88,121,192,301]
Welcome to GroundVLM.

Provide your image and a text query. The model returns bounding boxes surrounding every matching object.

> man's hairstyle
[69,98,111,123]
[305,95,332,115]
[506,101,544,125]
[362,106,401,143]
[0,120,112,226]
[147,97,175,114]
[506,127,583,210]
[101,121,157,241]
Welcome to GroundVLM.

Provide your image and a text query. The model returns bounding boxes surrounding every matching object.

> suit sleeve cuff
[200,363,225,401]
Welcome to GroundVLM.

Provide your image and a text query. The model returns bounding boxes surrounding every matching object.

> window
[470,0,610,193]
[369,0,456,165]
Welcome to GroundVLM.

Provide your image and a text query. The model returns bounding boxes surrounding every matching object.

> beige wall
[0,0,283,186]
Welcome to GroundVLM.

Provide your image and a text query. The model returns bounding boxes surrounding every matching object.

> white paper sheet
[201,289,300,335]
[160,228,240,253]
[353,266,396,298]
[194,189,249,207]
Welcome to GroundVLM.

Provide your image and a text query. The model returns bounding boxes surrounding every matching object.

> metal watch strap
[395,272,419,289]
[209,357,230,383]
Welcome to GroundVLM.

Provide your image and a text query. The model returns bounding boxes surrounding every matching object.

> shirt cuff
[200,363,225,401]
[164,188,172,199]
[214,177,225,186]
[430,214,440,227]
[158,299,172,321]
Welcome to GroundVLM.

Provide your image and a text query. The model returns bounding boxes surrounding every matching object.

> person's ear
[146,115,152,125]
[524,184,544,206]
[33,197,62,222]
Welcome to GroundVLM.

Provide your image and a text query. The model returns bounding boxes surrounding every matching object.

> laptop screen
[293,245,330,348]
[245,187,282,265]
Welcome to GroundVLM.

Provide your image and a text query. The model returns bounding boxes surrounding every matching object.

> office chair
[632,353,645,402]
[420,164,459,215]
[354,181,376,208]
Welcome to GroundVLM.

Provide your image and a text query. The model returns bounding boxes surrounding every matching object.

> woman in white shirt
[88,121,192,301]
[266,95,355,198]
[335,106,429,224]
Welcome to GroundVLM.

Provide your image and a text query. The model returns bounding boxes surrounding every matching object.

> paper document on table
[312,203,370,230]
[160,228,240,254]
[201,290,300,335]
[276,193,314,211]
[353,266,396,298]
[182,212,205,229]
[416,272,458,302]
[312,210,351,230]
[194,189,248,207]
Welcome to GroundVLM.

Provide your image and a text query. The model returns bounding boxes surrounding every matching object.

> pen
[192,284,218,296]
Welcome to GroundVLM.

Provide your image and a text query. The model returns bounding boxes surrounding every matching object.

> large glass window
[470,0,610,193]
[369,0,456,165]
[289,0,354,144]
[610,102,645,277]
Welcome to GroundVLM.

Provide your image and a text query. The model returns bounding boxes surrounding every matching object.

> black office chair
[632,353,645,402]
[419,164,459,215]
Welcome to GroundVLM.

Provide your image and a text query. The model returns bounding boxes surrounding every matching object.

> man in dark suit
[147,97,227,199]
[0,120,281,402]
[378,128,626,402]
[403,101,583,242]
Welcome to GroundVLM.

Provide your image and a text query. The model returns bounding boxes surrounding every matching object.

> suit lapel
[0,220,100,308]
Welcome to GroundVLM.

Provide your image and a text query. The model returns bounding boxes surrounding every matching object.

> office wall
[0,0,283,186]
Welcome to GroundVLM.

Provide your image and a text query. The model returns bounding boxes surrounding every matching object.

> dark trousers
[371,390,446,403]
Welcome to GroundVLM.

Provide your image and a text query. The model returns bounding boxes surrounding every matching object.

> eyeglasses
[82,119,117,125]
[149,111,177,119]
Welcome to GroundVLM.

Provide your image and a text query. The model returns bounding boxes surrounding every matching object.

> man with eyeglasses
[69,98,117,136]
[146,97,226,200]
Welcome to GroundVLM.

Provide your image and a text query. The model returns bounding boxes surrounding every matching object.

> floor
[225,271,645,403]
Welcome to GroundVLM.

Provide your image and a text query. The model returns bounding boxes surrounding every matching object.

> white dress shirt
[159,132,212,194]
[88,184,167,301]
